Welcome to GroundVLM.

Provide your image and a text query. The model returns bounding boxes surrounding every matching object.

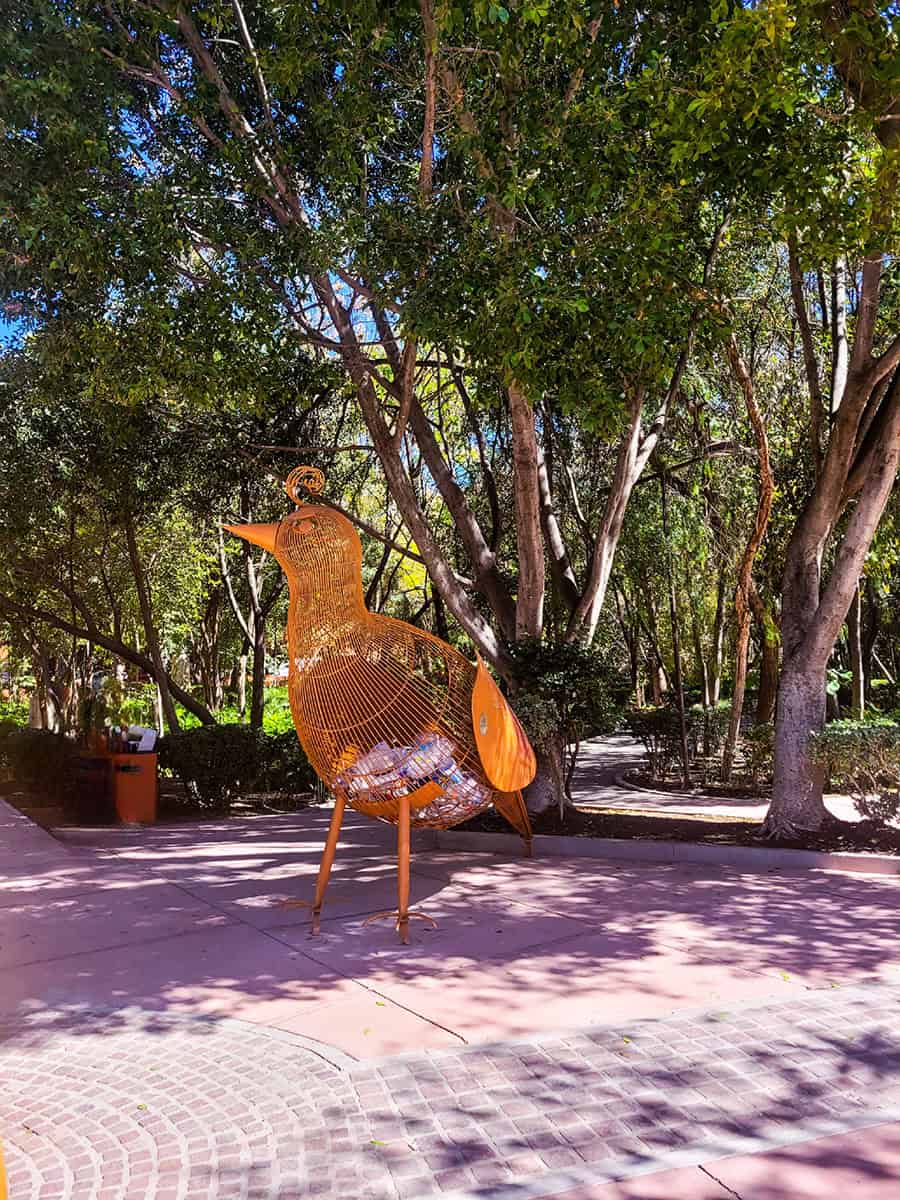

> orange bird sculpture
[225,466,535,941]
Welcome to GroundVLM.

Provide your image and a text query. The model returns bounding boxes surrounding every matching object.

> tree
[2,0,897,818]
[0,0,738,805]
[0,360,219,729]
[761,4,900,834]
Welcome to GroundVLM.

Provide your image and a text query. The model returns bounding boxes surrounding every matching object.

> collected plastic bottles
[336,733,489,810]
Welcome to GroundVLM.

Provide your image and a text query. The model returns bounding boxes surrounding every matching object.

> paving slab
[708,1120,900,1200]
[5,982,900,1199]
[6,799,898,1054]
[559,1121,900,1200]
[546,1165,734,1198]
[412,847,900,987]
[1,877,235,969]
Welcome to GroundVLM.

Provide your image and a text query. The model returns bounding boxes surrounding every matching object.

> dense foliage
[0,0,898,823]
[810,720,900,825]
[158,725,316,809]
[0,726,75,799]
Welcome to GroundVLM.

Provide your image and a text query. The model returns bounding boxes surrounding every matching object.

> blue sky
[0,316,24,348]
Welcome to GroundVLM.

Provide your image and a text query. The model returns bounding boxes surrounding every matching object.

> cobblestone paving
[5,981,900,1199]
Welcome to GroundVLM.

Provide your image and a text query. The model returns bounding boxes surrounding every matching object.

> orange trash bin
[111,753,158,824]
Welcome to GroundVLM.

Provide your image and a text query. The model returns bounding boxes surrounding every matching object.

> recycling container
[111,752,158,824]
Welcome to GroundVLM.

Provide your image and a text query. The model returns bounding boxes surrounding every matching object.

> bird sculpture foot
[362,909,438,945]
[279,893,346,912]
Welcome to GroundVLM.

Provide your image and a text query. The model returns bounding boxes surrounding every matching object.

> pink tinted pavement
[554,1121,900,1198]
[4,798,900,1056]
[5,796,900,1199]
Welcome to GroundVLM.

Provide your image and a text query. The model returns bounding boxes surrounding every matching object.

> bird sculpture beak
[222,522,280,554]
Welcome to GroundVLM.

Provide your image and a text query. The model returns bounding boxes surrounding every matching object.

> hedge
[809,720,900,824]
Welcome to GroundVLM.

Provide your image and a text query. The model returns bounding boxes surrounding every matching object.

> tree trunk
[155,682,165,735]
[432,586,450,642]
[250,626,266,729]
[721,335,774,781]
[766,666,828,835]
[639,588,670,695]
[237,645,248,717]
[524,738,567,816]
[765,366,900,834]
[691,606,712,708]
[508,382,545,641]
[30,642,52,730]
[748,582,780,725]
[862,576,880,691]
[196,587,223,712]
[566,392,647,643]
[613,584,641,701]
[710,572,727,704]
[660,477,691,787]
[123,512,180,733]
[755,622,780,725]
[848,579,865,718]
[722,598,751,782]
[524,756,556,815]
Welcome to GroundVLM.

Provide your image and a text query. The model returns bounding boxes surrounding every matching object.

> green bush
[689,701,731,759]
[507,639,621,750]
[159,725,265,808]
[256,729,317,798]
[0,697,29,726]
[0,726,75,799]
[869,677,900,713]
[119,684,158,728]
[809,719,900,825]
[626,705,686,779]
[159,724,316,809]
[262,687,295,734]
[742,723,775,786]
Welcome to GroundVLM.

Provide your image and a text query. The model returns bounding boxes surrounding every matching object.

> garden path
[572,733,860,822]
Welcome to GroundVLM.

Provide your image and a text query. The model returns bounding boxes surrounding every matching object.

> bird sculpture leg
[310,793,346,934]
[362,787,439,943]
[515,791,534,858]
[396,792,411,943]
[493,790,534,857]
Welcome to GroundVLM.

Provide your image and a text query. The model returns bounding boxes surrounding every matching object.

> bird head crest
[285,465,326,506]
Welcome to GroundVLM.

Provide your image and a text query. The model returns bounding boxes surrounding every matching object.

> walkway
[571,733,860,822]
[3,797,900,1197]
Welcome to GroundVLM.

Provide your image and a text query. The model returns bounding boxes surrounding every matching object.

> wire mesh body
[279,501,498,829]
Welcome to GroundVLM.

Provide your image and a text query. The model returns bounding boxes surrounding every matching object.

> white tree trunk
[766,667,828,834]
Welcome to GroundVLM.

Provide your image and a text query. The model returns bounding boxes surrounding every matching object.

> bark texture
[721,337,774,781]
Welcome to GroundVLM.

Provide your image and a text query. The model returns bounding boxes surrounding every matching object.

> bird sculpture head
[223,467,363,599]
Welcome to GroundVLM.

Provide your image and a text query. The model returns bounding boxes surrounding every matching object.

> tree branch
[787,234,823,473]
[0,596,215,725]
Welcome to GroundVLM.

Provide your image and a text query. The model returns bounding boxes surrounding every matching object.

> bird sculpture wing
[471,656,537,792]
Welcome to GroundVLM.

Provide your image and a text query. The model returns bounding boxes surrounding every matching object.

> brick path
[6,980,900,1199]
